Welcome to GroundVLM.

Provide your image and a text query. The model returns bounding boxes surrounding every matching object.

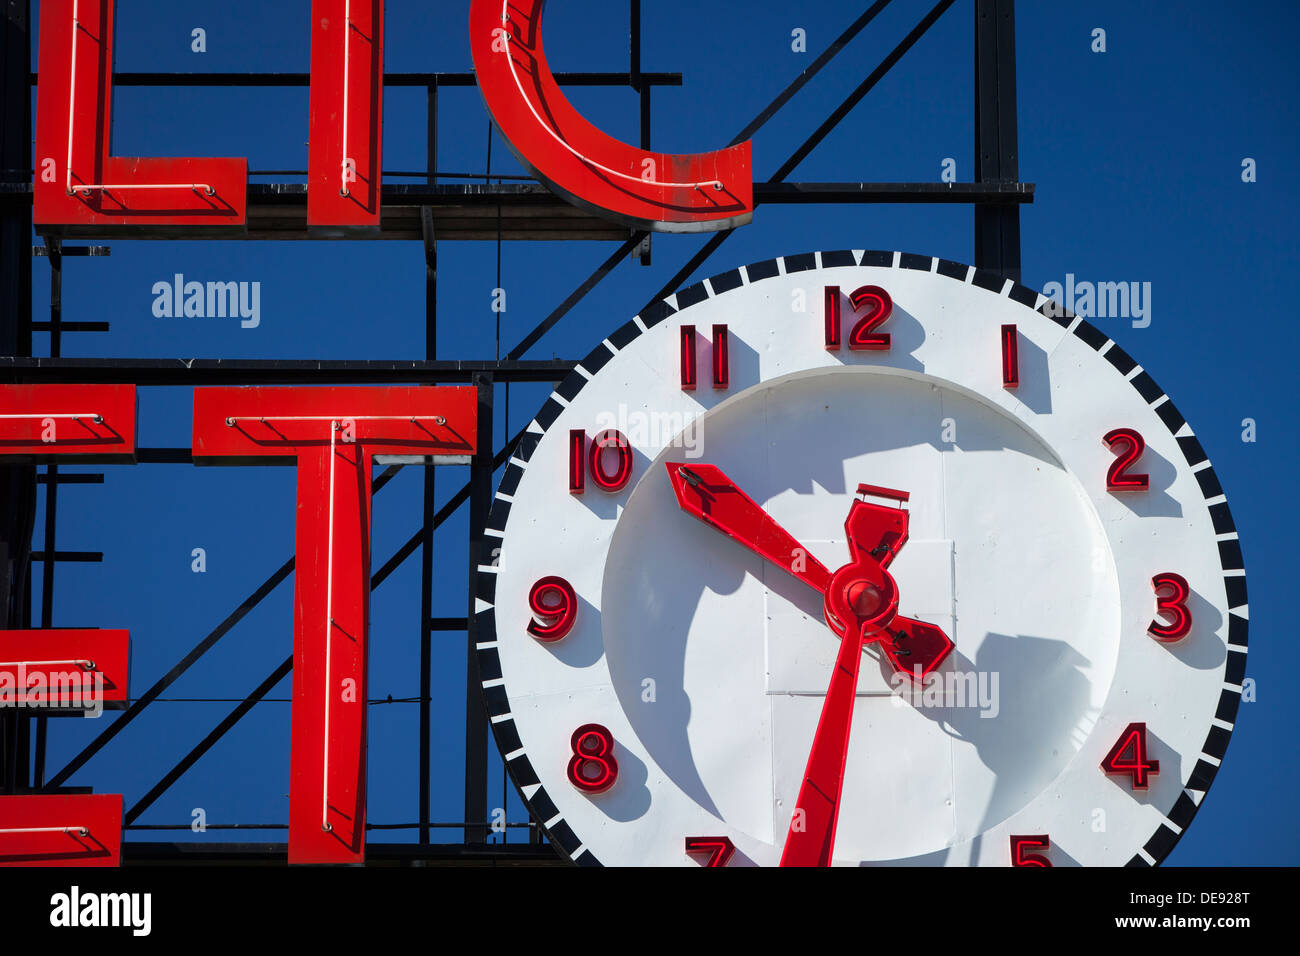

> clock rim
[473,249,1249,868]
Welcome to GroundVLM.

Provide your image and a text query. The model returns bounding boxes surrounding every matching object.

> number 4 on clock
[1100,721,1160,790]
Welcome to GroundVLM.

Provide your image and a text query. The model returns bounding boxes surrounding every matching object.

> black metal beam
[0,0,35,796]
[1,0,30,359]
[756,181,1031,203]
[730,0,893,146]
[464,375,494,845]
[420,114,439,846]
[505,236,645,360]
[36,471,103,484]
[636,0,962,316]
[31,244,110,256]
[118,841,562,865]
[12,181,1033,206]
[34,229,64,788]
[429,617,469,631]
[29,550,101,562]
[49,427,513,796]
[123,656,293,825]
[45,558,296,788]
[11,180,1030,243]
[30,321,109,332]
[0,357,577,385]
[974,0,1022,281]
[31,71,682,89]
[769,0,958,183]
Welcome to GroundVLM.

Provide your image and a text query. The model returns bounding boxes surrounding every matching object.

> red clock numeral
[568,429,633,493]
[1149,572,1192,641]
[680,324,729,390]
[1001,324,1019,388]
[847,286,892,350]
[526,576,577,642]
[567,724,618,793]
[680,325,698,390]
[1100,722,1160,789]
[1103,427,1149,491]
[685,836,736,867]
[590,429,633,491]
[568,429,586,494]
[824,287,842,349]
[824,285,892,351]
[711,324,730,389]
[1010,834,1053,867]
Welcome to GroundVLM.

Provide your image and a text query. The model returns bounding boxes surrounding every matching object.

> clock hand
[822,489,955,681]
[665,461,832,593]
[780,612,873,868]
[781,493,956,866]
[667,463,956,680]
[779,619,955,867]
[879,615,954,682]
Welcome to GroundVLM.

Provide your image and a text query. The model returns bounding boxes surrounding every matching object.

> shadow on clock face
[1013,334,1053,416]
[1107,444,1183,519]
[870,635,1094,865]
[1098,724,1184,812]
[823,302,927,375]
[1160,589,1225,671]
[571,444,655,522]
[601,367,1122,858]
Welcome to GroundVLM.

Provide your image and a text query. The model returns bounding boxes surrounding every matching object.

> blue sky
[26,0,1299,864]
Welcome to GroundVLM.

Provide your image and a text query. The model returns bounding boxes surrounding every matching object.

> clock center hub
[826,561,899,639]
[847,580,886,618]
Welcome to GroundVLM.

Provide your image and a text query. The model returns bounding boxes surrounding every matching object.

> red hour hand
[879,615,955,682]
[665,462,832,593]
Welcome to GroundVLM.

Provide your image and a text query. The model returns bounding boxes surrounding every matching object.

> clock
[474,249,1247,866]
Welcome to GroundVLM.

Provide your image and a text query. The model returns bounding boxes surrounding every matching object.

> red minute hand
[780,614,869,867]
[665,462,832,593]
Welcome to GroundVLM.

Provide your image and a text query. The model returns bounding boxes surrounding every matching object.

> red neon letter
[0,795,123,867]
[192,386,476,863]
[34,0,247,234]
[0,385,137,867]
[309,1,385,231]
[469,0,752,232]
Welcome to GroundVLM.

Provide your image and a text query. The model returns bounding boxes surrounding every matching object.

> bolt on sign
[33,0,753,237]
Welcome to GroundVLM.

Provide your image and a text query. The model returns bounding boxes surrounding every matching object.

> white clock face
[475,251,1247,867]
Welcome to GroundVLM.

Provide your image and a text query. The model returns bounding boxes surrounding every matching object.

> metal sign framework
[0,0,1030,864]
